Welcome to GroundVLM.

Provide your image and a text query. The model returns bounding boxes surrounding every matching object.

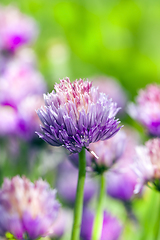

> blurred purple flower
[134,138,160,193]
[81,209,122,240]
[56,160,97,206]
[17,95,44,140]
[0,5,38,52]
[36,78,121,153]
[128,84,160,137]
[0,60,46,109]
[0,105,18,136]
[106,127,140,201]
[107,170,137,201]
[0,58,47,140]
[89,130,126,172]
[91,76,127,115]
[0,176,60,240]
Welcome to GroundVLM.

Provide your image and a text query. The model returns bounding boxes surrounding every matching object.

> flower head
[107,169,138,201]
[0,58,46,140]
[0,5,38,52]
[106,127,141,201]
[0,105,18,136]
[0,60,46,109]
[36,78,121,153]
[0,176,60,239]
[17,95,44,140]
[134,138,160,192]
[128,84,160,136]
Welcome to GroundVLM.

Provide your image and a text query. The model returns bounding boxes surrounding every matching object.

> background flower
[106,126,140,201]
[134,138,160,192]
[128,84,160,137]
[89,129,126,172]
[0,5,38,52]
[0,176,60,240]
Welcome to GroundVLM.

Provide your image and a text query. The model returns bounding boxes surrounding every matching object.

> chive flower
[0,176,60,240]
[36,78,121,153]
[134,138,160,192]
[0,5,38,52]
[128,84,160,137]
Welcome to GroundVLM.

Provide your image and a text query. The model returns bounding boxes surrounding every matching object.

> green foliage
[1,0,160,97]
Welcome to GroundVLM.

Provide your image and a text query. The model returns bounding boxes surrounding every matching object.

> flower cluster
[0,60,46,140]
[0,60,46,108]
[0,5,46,142]
[106,127,140,201]
[0,176,60,240]
[134,138,160,192]
[37,78,121,153]
[128,84,160,136]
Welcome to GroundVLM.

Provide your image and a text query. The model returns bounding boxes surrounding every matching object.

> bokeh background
[0,0,160,240]
[2,0,160,96]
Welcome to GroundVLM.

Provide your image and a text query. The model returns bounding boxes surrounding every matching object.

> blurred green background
[1,0,160,99]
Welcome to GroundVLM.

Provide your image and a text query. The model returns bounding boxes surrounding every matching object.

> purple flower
[134,138,160,193]
[0,58,47,140]
[0,105,18,136]
[36,78,121,153]
[0,95,44,140]
[17,95,45,140]
[0,60,46,109]
[128,84,160,136]
[0,176,60,240]
[106,127,140,201]
[81,209,122,240]
[0,5,38,52]
[56,160,97,205]
[107,169,137,201]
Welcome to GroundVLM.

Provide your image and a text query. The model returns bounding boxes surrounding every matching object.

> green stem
[71,148,86,240]
[154,193,160,240]
[92,173,105,240]
[140,189,159,240]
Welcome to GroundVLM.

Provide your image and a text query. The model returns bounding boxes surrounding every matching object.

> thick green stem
[71,148,86,240]
[92,173,105,240]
